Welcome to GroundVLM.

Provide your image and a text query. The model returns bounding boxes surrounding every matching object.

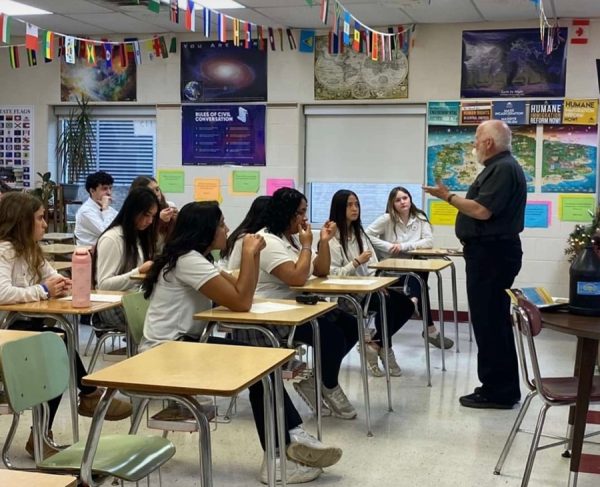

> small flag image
[25,23,39,51]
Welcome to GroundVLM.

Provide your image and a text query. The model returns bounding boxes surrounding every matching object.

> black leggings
[399,272,435,328]
[8,319,96,429]
[180,335,302,451]
[369,289,415,345]
[293,309,359,389]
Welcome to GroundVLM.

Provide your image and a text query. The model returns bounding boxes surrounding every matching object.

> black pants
[8,319,96,429]
[463,238,522,403]
[399,272,435,328]
[368,289,415,344]
[293,309,359,389]
[181,335,302,451]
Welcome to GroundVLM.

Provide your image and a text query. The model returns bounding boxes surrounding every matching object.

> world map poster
[426,125,536,192]
[541,125,597,193]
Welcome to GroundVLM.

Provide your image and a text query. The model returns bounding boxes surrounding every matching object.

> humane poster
[492,100,527,125]
[314,36,409,100]
[541,125,597,193]
[529,100,563,125]
[182,105,266,166]
[562,99,598,125]
[180,41,267,103]
[60,48,136,102]
[0,105,33,188]
[461,28,567,98]
[428,102,460,126]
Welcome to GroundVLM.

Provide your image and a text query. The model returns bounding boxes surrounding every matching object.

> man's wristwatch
[447,193,457,204]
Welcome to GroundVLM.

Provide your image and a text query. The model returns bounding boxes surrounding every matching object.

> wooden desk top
[194,298,336,326]
[83,341,294,396]
[0,329,40,347]
[50,261,72,271]
[0,469,76,487]
[41,244,78,255]
[408,248,463,257]
[43,233,74,242]
[0,291,125,316]
[370,258,452,272]
[291,276,398,294]
[540,311,600,341]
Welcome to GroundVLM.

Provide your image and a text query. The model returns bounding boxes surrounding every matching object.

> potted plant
[30,171,56,210]
[565,207,600,262]
[56,95,96,201]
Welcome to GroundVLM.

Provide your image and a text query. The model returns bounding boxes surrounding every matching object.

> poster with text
[461,28,567,98]
[181,41,267,103]
[0,106,33,188]
[541,125,597,193]
[60,48,136,102]
[314,36,409,100]
[182,105,266,166]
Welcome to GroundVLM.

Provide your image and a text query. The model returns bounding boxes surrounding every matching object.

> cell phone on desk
[296,294,319,305]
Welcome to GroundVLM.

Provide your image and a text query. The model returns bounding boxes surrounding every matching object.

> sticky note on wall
[194,178,222,203]
[559,195,595,222]
[157,170,185,193]
[231,170,260,194]
[428,200,458,226]
[266,178,295,195]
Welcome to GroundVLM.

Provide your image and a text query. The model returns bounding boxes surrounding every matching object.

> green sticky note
[158,170,185,193]
[559,195,595,222]
[232,170,260,193]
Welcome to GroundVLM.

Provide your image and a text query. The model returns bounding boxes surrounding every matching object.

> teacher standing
[424,119,526,409]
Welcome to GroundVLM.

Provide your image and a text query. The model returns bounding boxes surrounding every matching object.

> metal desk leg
[341,294,373,437]
[262,375,279,487]
[435,271,446,372]
[412,273,432,387]
[447,259,460,353]
[377,290,393,412]
[309,319,323,441]
[272,370,288,487]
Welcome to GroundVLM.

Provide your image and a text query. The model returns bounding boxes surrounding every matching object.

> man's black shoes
[459,392,517,410]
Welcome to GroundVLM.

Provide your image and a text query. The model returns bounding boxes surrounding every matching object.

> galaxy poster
[461,28,567,98]
[60,48,136,102]
[181,41,267,103]
[182,105,266,166]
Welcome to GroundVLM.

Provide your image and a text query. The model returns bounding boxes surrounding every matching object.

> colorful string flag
[1,13,11,43]
[299,30,315,53]
[244,22,252,49]
[371,33,379,61]
[152,37,162,57]
[169,0,179,23]
[304,0,316,5]
[327,31,339,54]
[132,40,142,64]
[169,37,177,53]
[9,45,19,68]
[185,0,195,31]
[203,8,211,37]
[86,41,96,64]
[159,36,169,58]
[342,12,350,45]
[233,18,240,46]
[43,30,54,60]
[104,42,113,68]
[278,28,284,51]
[353,23,361,52]
[268,27,275,50]
[25,23,38,51]
[119,43,128,67]
[320,0,329,24]
[286,28,297,50]
[65,36,76,64]
[257,26,265,50]
[148,0,160,13]
[218,14,227,42]
[26,48,36,66]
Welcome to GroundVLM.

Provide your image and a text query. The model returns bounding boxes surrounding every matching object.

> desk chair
[494,298,600,487]
[0,332,175,487]
[0,385,21,469]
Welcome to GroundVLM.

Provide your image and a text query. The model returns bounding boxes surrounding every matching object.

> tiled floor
[1,320,599,486]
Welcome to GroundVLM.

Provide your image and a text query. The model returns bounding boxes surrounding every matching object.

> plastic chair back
[122,291,150,346]
[0,333,68,413]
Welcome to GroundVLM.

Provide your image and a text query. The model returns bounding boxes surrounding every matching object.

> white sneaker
[322,384,357,420]
[365,342,384,377]
[287,426,342,468]
[378,347,402,377]
[259,453,322,484]
[293,376,330,415]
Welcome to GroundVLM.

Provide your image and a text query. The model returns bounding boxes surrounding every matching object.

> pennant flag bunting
[170,0,179,23]
[169,37,177,53]
[371,33,378,61]
[328,31,338,54]
[148,0,160,14]
[26,48,36,66]
[268,27,275,50]
[9,45,19,68]
[25,23,38,51]
[42,30,54,60]
[152,37,161,57]
[218,14,227,42]
[159,36,169,58]
[286,28,296,50]
[133,40,142,65]
[278,28,284,51]
[203,8,211,37]
[119,43,128,67]
[299,30,315,53]
[244,22,252,48]
[257,26,265,50]
[320,0,329,24]
[86,41,96,64]
[104,43,113,68]
[1,14,11,43]
[353,23,361,51]
[185,0,195,31]
[342,12,350,45]
[65,36,76,64]
[233,18,240,46]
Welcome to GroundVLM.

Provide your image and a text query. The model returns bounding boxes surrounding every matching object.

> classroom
[0,1,599,486]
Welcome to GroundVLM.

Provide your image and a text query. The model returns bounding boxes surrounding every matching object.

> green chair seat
[39,434,175,482]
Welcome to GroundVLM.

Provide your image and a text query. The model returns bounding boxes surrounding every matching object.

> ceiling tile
[474,0,541,22]
[554,0,600,18]
[25,0,115,15]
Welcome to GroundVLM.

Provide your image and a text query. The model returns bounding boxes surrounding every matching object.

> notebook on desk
[506,287,569,310]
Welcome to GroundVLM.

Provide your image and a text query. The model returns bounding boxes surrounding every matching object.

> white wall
[1,19,599,310]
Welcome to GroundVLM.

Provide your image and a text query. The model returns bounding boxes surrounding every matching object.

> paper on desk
[60,294,122,303]
[250,302,302,314]
[323,278,377,286]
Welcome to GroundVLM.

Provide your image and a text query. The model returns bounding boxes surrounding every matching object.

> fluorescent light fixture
[0,0,52,15]
[160,0,245,9]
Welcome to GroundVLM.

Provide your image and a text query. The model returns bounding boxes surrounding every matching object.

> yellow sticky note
[194,178,222,203]
[428,200,458,226]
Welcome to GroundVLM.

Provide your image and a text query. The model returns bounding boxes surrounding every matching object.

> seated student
[140,201,342,484]
[129,175,177,248]
[94,187,158,331]
[328,190,414,377]
[0,192,132,459]
[227,188,359,420]
[366,186,453,349]
[74,171,118,247]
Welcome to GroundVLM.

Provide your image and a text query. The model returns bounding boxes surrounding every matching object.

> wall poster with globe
[314,36,409,101]
[181,41,267,103]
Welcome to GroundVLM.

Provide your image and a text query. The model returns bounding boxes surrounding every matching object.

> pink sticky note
[266,178,294,196]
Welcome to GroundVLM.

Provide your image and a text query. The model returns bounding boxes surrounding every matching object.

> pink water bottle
[71,248,91,308]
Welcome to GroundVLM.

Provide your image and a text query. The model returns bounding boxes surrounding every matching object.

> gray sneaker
[322,384,357,420]
[293,376,330,415]
[287,426,342,468]
[259,453,322,484]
